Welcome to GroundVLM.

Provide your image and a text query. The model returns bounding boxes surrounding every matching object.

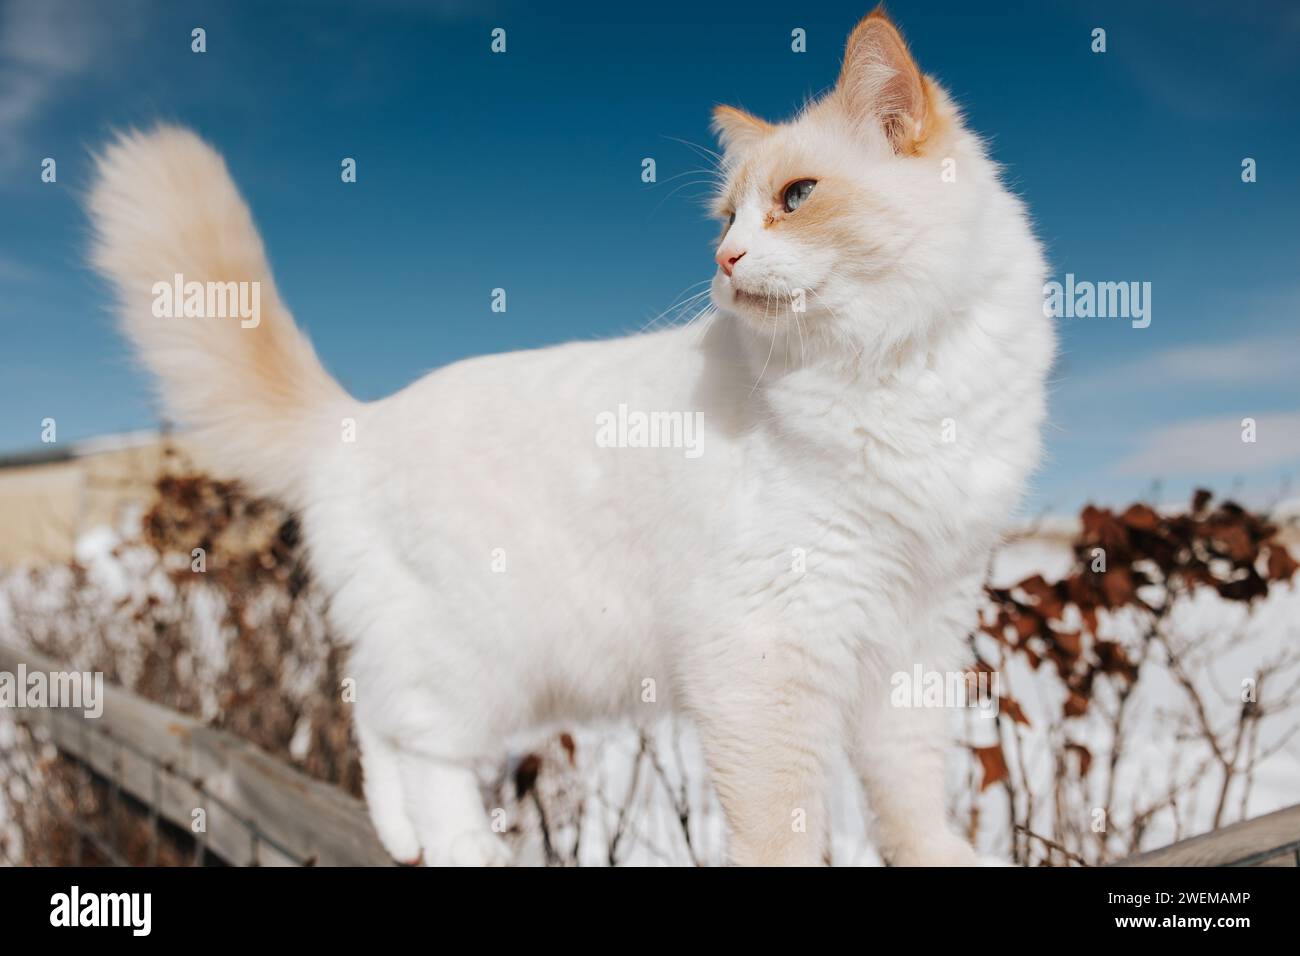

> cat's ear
[836,8,929,154]
[711,105,773,157]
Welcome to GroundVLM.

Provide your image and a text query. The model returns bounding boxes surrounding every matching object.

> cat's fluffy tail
[89,126,352,503]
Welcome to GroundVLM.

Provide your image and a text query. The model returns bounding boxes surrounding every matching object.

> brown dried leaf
[1101,568,1135,608]
[1000,696,1031,726]
[1063,690,1089,718]
[1266,545,1299,582]
[1095,640,1137,682]
[1019,574,1066,621]
[1052,630,1083,659]
[1210,523,1255,563]
[514,753,542,799]
[973,744,1009,791]
[1121,503,1160,532]
[1013,608,1044,641]
[1066,743,1093,777]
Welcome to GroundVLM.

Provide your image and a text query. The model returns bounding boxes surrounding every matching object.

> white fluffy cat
[88,10,1053,865]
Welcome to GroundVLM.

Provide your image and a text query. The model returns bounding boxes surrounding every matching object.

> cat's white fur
[88,12,1053,866]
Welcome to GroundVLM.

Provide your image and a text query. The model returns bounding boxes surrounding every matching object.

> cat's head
[709,9,989,358]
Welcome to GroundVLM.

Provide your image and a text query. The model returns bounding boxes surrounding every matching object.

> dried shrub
[972,490,1300,864]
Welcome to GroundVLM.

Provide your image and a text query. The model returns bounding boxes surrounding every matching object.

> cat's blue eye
[727,211,736,226]
[783,179,817,213]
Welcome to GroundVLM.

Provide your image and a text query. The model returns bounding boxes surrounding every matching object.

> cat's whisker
[802,283,866,362]
[749,291,779,396]
[774,281,808,368]
[665,297,717,338]
[689,304,721,346]
[662,134,725,171]
[639,287,713,334]
[650,167,724,188]
[656,282,713,314]
[652,179,724,216]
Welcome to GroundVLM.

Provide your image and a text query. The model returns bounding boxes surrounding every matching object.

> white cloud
[1152,340,1300,387]
[1064,334,1300,400]
[0,0,141,171]
[1113,411,1300,477]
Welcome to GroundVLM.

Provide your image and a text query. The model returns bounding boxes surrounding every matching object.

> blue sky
[1,0,1297,514]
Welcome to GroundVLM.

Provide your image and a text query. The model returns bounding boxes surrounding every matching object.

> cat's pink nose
[715,246,746,277]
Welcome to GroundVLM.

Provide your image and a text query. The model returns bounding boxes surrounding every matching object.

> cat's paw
[371,811,422,865]
[889,833,980,867]
[441,830,513,867]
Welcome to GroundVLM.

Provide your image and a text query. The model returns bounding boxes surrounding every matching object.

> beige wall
[0,439,175,568]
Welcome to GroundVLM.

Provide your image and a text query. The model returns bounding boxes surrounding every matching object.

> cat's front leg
[685,628,848,866]
[850,687,978,866]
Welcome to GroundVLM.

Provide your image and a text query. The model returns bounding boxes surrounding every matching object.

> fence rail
[0,641,390,866]
[4,639,1299,867]
[1113,803,1300,867]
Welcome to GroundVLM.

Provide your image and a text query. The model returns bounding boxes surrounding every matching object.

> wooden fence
[0,641,389,866]
[1114,803,1300,867]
